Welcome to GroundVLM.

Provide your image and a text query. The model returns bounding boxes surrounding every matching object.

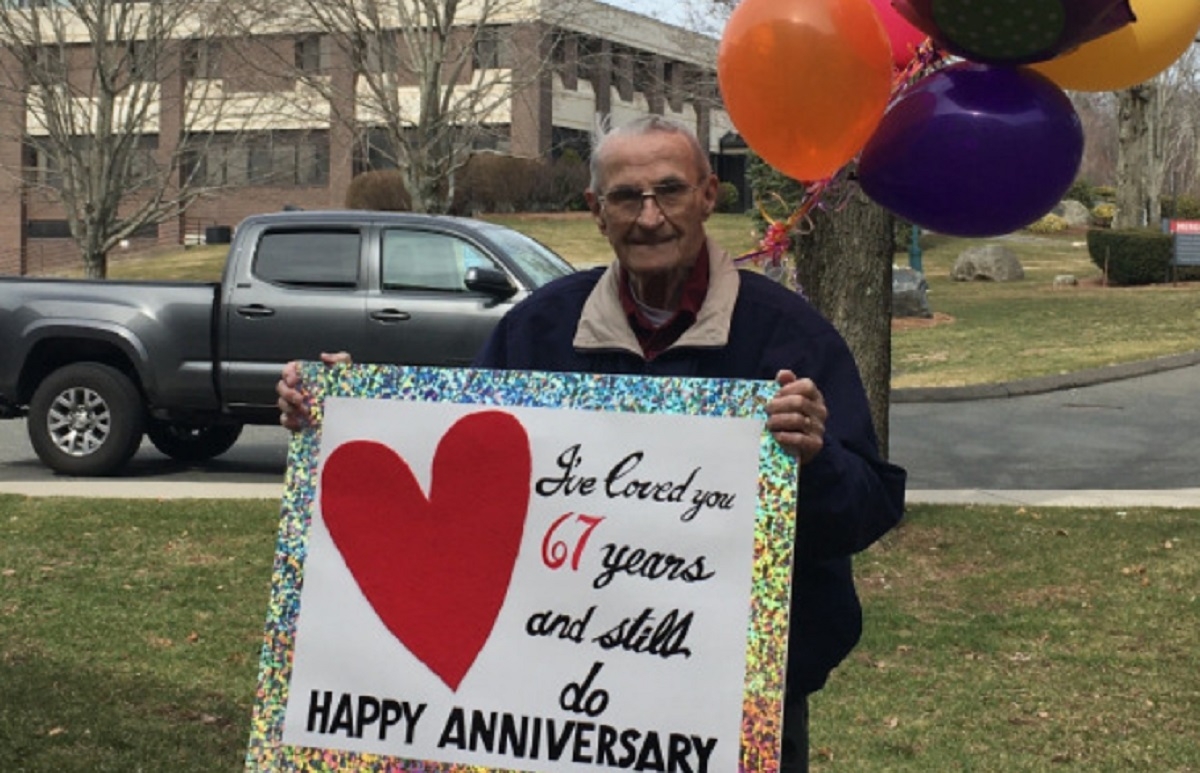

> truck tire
[146,420,243,463]
[28,363,146,476]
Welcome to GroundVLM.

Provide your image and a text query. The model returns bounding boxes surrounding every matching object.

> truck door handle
[236,304,276,318]
[370,309,412,322]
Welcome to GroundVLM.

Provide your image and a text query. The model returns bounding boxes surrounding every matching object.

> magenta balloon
[892,0,1134,64]
[858,63,1083,238]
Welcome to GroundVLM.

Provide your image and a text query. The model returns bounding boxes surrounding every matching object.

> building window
[295,34,324,74]
[577,37,602,85]
[473,26,505,70]
[186,131,329,187]
[27,136,158,191]
[364,32,398,73]
[633,54,655,96]
[26,220,72,239]
[182,39,221,79]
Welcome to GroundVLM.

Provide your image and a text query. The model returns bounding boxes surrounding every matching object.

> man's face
[586,132,719,280]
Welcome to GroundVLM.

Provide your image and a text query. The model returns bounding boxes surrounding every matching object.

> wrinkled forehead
[595,133,703,190]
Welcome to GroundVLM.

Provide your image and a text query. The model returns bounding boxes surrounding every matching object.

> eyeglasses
[598,181,702,219]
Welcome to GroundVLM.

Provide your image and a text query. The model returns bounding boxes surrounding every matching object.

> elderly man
[278,115,906,772]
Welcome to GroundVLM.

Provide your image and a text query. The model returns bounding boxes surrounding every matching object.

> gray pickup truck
[0,210,575,476]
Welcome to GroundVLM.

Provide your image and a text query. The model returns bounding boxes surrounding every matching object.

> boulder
[893,266,932,318]
[951,244,1024,282]
[1053,199,1091,228]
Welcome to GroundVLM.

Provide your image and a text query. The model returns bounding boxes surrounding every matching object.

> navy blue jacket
[475,256,906,696]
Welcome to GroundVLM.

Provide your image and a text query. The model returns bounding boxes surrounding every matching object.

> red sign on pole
[1167,220,1200,235]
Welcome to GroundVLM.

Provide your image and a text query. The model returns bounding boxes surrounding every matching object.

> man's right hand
[276,351,352,431]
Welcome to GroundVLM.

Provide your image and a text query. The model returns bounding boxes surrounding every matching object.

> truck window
[254,230,361,287]
[381,230,498,292]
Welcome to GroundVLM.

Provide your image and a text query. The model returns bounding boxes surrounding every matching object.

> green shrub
[1086,228,1172,285]
[1027,213,1069,234]
[344,169,411,210]
[716,181,741,213]
[550,149,589,211]
[1091,202,1116,228]
[1093,184,1117,201]
[892,218,920,254]
[1162,195,1200,221]
[1064,179,1096,208]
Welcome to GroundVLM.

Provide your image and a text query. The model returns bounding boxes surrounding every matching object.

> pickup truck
[0,210,575,476]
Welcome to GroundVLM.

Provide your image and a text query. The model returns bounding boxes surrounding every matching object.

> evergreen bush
[1086,228,1172,285]
[716,181,741,213]
[1064,179,1096,208]
[1162,195,1200,221]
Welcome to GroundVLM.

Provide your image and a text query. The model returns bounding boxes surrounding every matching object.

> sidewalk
[3,479,1200,508]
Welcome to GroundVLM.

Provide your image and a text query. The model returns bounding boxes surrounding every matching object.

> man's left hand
[767,370,827,465]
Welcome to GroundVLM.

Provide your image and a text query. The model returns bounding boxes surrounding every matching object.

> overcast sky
[601,0,707,31]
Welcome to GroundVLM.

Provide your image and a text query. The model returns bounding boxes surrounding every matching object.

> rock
[1053,199,1091,228]
[951,244,1024,282]
[893,266,932,318]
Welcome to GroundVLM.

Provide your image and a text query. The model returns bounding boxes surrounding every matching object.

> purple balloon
[892,0,1134,65]
[858,63,1083,238]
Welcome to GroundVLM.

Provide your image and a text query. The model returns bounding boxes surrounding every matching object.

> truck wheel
[28,363,145,476]
[146,420,243,463]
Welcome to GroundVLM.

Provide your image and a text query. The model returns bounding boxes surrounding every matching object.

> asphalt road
[1,365,1198,491]
[890,364,1200,490]
[0,420,290,485]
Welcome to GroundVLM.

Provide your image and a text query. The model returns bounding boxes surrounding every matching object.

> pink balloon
[869,0,926,69]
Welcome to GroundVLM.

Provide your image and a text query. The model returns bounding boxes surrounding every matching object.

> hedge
[1086,228,1172,285]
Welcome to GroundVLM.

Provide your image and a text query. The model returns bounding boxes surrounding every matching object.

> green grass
[2,496,1197,771]
[813,504,1200,771]
[0,496,279,771]
[892,232,1200,388]
[85,217,1200,388]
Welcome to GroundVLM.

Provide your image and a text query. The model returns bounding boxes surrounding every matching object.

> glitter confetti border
[244,364,798,772]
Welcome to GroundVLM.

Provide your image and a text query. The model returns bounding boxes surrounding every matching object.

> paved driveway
[891,364,1200,490]
[2,365,1198,495]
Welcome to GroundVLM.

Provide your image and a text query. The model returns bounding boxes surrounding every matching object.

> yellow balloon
[1031,0,1200,91]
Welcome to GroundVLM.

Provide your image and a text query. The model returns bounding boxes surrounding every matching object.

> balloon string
[733,180,828,271]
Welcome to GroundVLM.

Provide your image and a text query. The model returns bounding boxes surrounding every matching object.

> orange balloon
[718,0,893,182]
[1031,0,1200,91]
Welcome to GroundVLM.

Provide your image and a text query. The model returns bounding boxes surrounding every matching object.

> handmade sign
[246,365,798,772]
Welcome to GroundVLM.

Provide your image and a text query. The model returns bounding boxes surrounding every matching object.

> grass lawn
[2,497,1197,770]
[85,214,1200,388]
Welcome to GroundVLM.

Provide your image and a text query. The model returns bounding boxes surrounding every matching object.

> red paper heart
[319,411,531,691]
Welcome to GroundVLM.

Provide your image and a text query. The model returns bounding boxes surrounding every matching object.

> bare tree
[0,0,245,277]
[1159,45,1199,202]
[1114,79,1164,229]
[225,0,579,214]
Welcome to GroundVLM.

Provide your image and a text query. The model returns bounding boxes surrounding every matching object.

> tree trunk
[1115,82,1163,230]
[792,188,895,457]
[83,251,107,279]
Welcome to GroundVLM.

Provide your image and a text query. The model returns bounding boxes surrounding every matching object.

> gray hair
[588,114,713,192]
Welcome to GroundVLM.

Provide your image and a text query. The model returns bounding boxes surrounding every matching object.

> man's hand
[766,370,827,465]
[276,351,352,431]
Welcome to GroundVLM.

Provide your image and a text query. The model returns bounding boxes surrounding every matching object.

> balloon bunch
[718,0,1200,239]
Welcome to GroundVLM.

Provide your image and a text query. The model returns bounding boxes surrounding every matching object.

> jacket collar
[573,236,740,357]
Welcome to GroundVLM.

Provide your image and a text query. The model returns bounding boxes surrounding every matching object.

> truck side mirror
[465,266,518,300]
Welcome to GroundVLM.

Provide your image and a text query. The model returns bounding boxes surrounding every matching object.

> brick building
[0,1,737,275]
